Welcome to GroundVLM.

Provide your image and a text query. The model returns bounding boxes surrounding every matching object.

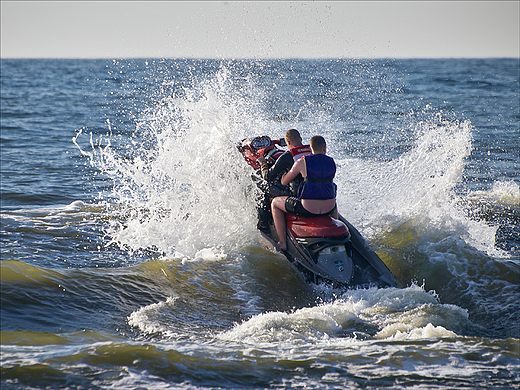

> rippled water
[1,58,519,389]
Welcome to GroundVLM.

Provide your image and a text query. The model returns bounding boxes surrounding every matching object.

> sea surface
[1,58,519,389]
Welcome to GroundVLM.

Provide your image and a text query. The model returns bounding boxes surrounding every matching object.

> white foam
[62,200,86,211]
[492,180,520,203]
[127,297,177,336]
[337,117,472,227]
[218,284,468,345]
[468,180,520,206]
[387,322,457,340]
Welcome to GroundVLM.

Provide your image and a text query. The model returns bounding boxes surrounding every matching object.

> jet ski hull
[260,213,398,289]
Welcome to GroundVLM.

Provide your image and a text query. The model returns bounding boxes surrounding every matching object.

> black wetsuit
[260,150,304,197]
[257,146,310,230]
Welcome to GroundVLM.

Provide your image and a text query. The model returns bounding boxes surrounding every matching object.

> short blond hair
[285,129,301,145]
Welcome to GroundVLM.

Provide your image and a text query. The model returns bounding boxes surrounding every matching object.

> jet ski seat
[286,214,349,238]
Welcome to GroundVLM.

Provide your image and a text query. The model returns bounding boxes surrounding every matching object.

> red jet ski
[238,135,398,288]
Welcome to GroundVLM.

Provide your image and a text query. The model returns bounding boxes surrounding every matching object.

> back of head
[310,135,326,154]
[285,129,302,146]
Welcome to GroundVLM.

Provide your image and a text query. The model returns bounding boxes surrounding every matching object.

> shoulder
[324,154,336,166]
[293,155,306,169]
[318,153,335,162]
[306,153,335,164]
[278,150,293,164]
[290,145,311,154]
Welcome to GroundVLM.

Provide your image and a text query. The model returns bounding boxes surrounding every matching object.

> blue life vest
[297,154,337,200]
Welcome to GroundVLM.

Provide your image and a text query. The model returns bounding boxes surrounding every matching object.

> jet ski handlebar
[237,136,286,170]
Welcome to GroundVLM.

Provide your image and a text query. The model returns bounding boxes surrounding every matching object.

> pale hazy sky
[1,1,519,59]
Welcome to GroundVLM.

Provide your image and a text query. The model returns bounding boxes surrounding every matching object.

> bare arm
[281,158,305,186]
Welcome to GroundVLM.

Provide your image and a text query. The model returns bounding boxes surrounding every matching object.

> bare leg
[332,204,339,219]
[271,196,288,250]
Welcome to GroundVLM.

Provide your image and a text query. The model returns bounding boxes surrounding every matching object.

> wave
[217,284,467,344]
[2,332,519,390]
[462,181,519,256]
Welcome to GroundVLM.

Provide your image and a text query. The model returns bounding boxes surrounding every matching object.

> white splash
[334,115,499,256]
[75,68,268,258]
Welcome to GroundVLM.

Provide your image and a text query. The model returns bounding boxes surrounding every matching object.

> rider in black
[256,129,311,231]
[258,129,311,196]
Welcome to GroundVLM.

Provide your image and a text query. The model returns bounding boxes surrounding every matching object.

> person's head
[285,129,302,147]
[310,135,326,154]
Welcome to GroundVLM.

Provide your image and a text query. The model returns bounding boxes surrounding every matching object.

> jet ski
[237,135,398,289]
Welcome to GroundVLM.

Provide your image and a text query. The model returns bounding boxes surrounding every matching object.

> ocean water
[1,58,519,389]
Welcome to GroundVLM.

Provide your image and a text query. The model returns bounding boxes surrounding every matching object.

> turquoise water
[1,58,519,389]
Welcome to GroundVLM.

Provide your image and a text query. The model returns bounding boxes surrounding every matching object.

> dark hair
[310,135,326,152]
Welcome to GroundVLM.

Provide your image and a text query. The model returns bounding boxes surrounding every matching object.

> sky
[1,1,519,59]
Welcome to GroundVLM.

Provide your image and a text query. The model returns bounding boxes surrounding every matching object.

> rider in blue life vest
[271,135,338,250]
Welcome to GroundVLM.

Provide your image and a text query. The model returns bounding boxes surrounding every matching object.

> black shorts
[285,197,336,218]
